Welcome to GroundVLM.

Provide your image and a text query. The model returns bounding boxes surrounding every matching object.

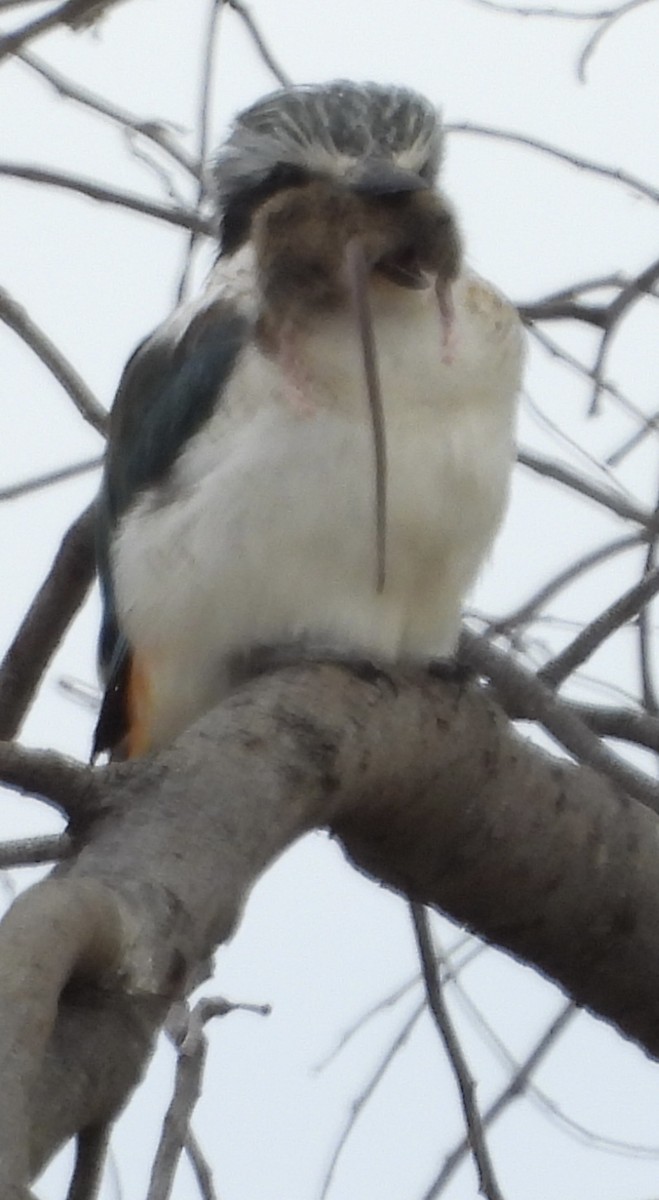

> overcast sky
[2,1,659,1197]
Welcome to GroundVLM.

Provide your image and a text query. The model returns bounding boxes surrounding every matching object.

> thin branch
[315,938,484,1073]
[638,524,659,717]
[517,449,659,531]
[0,834,71,868]
[463,0,621,17]
[521,271,659,308]
[490,533,645,634]
[0,163,212,234]
[148,997,269,1200]
[0,504,96,741]
[539,565,659,688]
[588,256,659,413]
[410,905,505,1200]
[519,296,608,325]
[177,0,225,302]
[0,0,127,62]
[450,976,659,1160]
[0,287,106,434]
[578,0,657,79]
[66,1124,110,1200]
[446,122,659,205]
[528,324,647,425]
[567,702,659,751]
[459,629,659,812]
[227,0,291,87]
[0,456,102,503]
[17,50,200,179]
[522,388,635,499]
[607,409,659,468]
[320,1001,425,1200]
[184,1131,217,1200]
[422,1001,575,1199]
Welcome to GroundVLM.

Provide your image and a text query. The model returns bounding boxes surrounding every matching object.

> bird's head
[211,82,462,322]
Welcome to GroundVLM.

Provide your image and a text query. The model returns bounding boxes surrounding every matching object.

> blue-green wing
[94,298,248,757]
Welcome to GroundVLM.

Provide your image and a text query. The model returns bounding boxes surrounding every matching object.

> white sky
[2,0,659,1197]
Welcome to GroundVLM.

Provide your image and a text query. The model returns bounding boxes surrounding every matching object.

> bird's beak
[348,160,428,196]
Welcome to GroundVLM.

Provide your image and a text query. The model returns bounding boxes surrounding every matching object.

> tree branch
[446,121,659,205]
[411,905,504,1200]
[0,163,212,234]
[3,664,659,1188]
[0,456,102,503]
[0,503,97,742]
[0,0,128,62]
[0,287,107,434]
[539,565,659,688]
[458,630,659,811]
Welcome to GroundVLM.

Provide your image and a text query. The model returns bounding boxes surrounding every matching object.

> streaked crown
[212,82,443,250]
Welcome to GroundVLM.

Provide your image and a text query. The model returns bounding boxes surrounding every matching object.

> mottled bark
[0,663,657,1190]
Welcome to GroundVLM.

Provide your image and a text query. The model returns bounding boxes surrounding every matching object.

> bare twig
[607,409,659,468]
[177,0,225,301]
[517,449,659,531]
[0,504,96,741]
[66,1124,110,1200]
[567,703,659,751]
[227,0,291,87]
[588,256,659,413]
[539,565,659,688]
[17,50,200,178]
[638,517,659,716]
[148,996,269,1200]
[528,324,646,426]
[320,1001,425,1199]
[422,1001,575,1199]
[410,905,505,1200]
[459,629,659,812]
[450,977,659,1159]
[0,288,106,434]
[184,1131,217,1200]
[315,938,484,1073]
[0,456,102,503]
[0,163,212,234]
[0,834,71,868]
[446,122,659,205]
[463,0,621,17]
[490,533,645,634]
[0,0,127,61]
[0,2,55,9]
[578,0,657,79]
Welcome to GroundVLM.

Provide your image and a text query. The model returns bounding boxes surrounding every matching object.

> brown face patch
[251,179,462,344]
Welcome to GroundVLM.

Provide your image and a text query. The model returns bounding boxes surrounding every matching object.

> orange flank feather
[124,654,154,759]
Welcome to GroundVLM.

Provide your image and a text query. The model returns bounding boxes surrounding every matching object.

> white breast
[113,269,524,749]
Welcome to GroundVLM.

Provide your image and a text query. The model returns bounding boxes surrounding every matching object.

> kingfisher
[93,81,524,760]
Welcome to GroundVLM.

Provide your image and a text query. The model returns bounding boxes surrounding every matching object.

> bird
[93,80,524,761]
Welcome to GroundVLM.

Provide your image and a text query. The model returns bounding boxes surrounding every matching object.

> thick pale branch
[0,742,96,817]
[3,665,659,1184]
[0,877,127,1192]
